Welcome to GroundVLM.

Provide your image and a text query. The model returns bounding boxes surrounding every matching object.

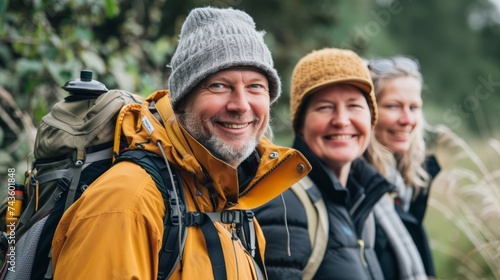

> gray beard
[178,113,259,166]
[202,133,257,166]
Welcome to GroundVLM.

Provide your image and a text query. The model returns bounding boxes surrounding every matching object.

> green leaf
[49,33,63,49]
[104,0,120,18]
[80,50,106,74]
[76,27,93,42]
[16,59,43,77]
[45,61,67,86]
[0,0,8,17]
[109,56,135,91]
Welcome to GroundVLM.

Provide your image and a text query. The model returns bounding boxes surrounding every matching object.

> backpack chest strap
[200,211,256,257]
[183,210,259,278]
[186,211,243,225]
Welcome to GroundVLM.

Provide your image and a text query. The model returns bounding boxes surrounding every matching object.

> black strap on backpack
[184,211,265,280]
[198,214,227,280]
[182,212,229,280]
[114,149,187,279]
[115,149,262,280]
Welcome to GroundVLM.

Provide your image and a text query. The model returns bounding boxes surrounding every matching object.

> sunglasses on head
[368,56,420,74]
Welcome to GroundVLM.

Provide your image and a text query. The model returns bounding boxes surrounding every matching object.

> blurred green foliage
[1,0,499,278]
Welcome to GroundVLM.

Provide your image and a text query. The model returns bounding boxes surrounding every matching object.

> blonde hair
[366,66,429,194]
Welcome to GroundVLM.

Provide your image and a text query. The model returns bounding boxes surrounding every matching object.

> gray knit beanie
[168,6,281,110]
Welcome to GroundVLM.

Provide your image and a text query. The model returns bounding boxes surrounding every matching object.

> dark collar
[292,137,395,206]
[292,137,347,203]
[237,149,260,192]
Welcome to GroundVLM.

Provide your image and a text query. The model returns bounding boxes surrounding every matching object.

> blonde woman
[365,56,439,279]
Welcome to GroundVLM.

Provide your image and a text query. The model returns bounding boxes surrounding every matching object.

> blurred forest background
[1,0,499,278]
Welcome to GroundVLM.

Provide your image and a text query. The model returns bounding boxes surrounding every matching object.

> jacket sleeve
[52,162,165,279]
[253,189,310,280]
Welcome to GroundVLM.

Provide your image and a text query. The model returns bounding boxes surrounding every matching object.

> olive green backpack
[0,71,141,280]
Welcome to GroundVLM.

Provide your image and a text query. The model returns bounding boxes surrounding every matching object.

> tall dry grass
[425,124,500,279]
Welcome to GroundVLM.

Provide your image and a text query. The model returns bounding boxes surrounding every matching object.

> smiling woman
[365,55,436,279]
[375,76,423,155]
[366,56,428,192]
[254,48,395,280]
[301,84,372,182]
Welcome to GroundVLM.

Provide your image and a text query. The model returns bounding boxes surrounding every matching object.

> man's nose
[226,86,251,113]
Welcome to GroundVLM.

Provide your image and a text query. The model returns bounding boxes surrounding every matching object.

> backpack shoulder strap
[115,149,265,280]
[290,177,328,280]
[113,149,186,280]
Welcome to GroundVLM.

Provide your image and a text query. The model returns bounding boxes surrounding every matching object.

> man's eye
[247,84,267,93]
[209,83,225,89]
[207,83,230,93]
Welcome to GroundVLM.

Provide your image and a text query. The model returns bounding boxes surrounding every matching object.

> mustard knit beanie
[290,48,377,133]
[168,6,281,110]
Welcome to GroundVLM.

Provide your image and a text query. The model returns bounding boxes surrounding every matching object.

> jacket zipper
[357,239,368,267]
[228,224,262,280]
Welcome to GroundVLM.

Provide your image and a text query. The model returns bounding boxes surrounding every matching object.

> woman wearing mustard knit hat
[254,48,394,279]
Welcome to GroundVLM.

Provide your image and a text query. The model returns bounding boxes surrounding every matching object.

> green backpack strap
[290,177,328,280]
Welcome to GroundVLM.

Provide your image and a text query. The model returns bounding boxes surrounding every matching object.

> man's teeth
[223,123,248,129]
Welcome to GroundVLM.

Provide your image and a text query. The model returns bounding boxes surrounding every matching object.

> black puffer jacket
[375,155,440,279]
[254,138,394,280]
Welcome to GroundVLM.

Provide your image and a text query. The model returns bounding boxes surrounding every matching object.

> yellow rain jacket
[52,90,311,280]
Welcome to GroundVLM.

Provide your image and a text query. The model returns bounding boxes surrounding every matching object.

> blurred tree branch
[0,87,36,151]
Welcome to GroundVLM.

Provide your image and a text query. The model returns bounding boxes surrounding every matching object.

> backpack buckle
[244,210,254,221]
[184,211,242,226]
[168,197,180,225]
[220,211,241,224]
[72,150,86,166]
[184,212,207,226]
